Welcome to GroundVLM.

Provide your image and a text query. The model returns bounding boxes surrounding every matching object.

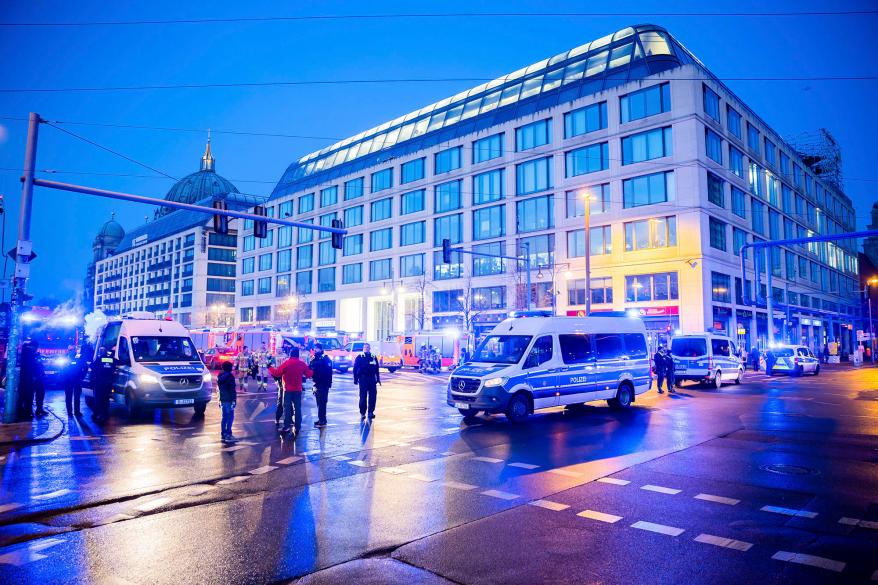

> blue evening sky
[0,0,875,304]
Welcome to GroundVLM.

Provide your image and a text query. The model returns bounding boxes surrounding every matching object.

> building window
[564,101,607,138]
[703,84,720,121]
[709,217,727,251]
[472,133,504,164]
[400,189,425,215]
[711,272,731,303]
[705,128,723,164]
[625,272,678,302]
[344,177,364,201]
[317,267,336,292]
[255,306,271,322]
[622,127,672,165]
[370,197,392,222]
[473,169,504,204]
[732,228,748,258]
[278,200,293,218]
[731,186,746,218]
[400,221,426,246]
[622,171,675,208]
[258,253,272,271]
[242,257,255,274]
[433,250,462,280]
[342,263,362,284]
[624,216,677,251]
[275,274,291,298]
[296,245,313,269]
[243,235,255,252]
[258,230,274,248]
[434,180,462,213]
[620,82,671,123]
[277,226,293,248]
[318,213,336,240]
[472,241,504,276]
[297,220,314,244]
[240,307,254,322]
[751,199,765,235]
[342,233,362,256]
[343,205,363,227]
[434,146,462,174]
[565,142,609,176]
[747,123,760,155]
[748,163,764,197]
[567,226,611,258]
[400,253,425,277]
[241,280,254,296]
[515,119,551,152]
[320,186,338,208]
[257,277,272,295]
[793,163,803,189]
[729,146,744,178]
[516,195,554,233]
[298,193,315,213]
[434,214,463,246]
[570,276,612,305]
[764,139,776,168]
[317,300,336,319]
[515,156,553,195]
[707,172,725,207]
[727,106,742,139]
[371,168,393,193]
[318,241,336,266]
[432,290,464,313]
[471,286,506,310]
[277,249,292,273]
[370,228,392,251]
[517,234,554,267]
[295,271,311,294]
[400,158,425,184]
[369,259,391,281]
[471,204,506,241]
[566,183,610,218]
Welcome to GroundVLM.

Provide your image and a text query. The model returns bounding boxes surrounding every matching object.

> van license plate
[454,402,469,410]
[174,399,195,405]
[675,364,687,371]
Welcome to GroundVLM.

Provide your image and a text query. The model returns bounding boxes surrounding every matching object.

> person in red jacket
[269,347,313,436]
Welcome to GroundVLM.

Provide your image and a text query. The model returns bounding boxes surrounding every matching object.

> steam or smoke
[83,310,108,343]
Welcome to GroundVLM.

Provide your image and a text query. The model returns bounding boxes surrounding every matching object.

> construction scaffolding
[789,128,844,191]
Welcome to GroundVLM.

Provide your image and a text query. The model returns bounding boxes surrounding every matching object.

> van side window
[101,322,121,352]
[559,334,593,364]
[729,341,738,356]
[524,336,553,369]
[118,337,132,366]
[797,348,809,357]
[711,339,730,357]
[622,334,647,359]
[595,334,625,360]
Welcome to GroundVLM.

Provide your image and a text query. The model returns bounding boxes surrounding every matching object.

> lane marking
[331,455,352,461]
[761,505,818,518]
[631,521,685,536]
[276,456,302,465]
[411,446,435,452]
[471,456,504,463]
[694,533,753,551]
[597,477,630,486]
[529,499,570,511]
[28,538,65,552]
[481,489,519,500]
[577,509,622,523]
[348,460,372,468]
[216,475,250,485]
[508,462,540,470]
[694,493,740,506]
[442,481,478,491]
[32,489,71,500]
[547,468,582,478]
[641,485,681,495]
[134,497,173,512]
[0,503,23,514]
[838,517,878,530]
[249,465,278,475]
[378,467,408,475]
[772,551,845,572]
[195,452,220,459]
[407,473,440,482]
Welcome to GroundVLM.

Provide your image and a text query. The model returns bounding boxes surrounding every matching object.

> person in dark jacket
[749,347,761,372]
[217,361,237,443]
[662,350,676,393]
[310,343,333,427]
[90,347,116,422]
[653,347,666,394]
[17,340,38,420]
[63,346,87,417]
[353,343,381,421]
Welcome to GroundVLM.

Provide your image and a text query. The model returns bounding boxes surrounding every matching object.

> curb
[0,409,66,447]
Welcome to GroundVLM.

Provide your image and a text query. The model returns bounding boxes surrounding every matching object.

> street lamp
[580,190,597,316]
[867,277,878,365]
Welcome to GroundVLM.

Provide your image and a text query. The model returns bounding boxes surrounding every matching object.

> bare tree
[405,272,430,332]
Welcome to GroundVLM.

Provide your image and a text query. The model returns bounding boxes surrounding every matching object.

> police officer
[653,346,666,394]
[310,343,333,428]
[90,347,116,422]
[353,343,381,421]
[662,349,676,393]
[63,346,86,416]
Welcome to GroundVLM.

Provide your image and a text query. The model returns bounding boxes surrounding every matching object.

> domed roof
[154,134,239,219]
[93,213,125,249]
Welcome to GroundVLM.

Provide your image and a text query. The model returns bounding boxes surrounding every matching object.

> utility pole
[583,195,593,316]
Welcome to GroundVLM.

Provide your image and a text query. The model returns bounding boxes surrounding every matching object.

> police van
[447,316,651,423]
[669,333,743,388]
[83,314,213,417]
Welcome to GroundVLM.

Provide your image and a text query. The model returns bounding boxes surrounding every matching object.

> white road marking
[631,521,685,536]
[481,489,519,500]
[529,499,570,511]
[276,456,302,465]
[411,446,435,452]
[331,455,352,461]
[216,475,250,485]
[186,485,217,496]
[772,551,845,572]
[32,489,71,500]
[597,477,631,486]
[28,538,65,552]
[348,460,372,468]
[378,467,408,475]
[0,503,23,513]
[547,468,582,478]
[471,456,504,463]
[442,481,478,491]
[196,442,221,448]
[130,468,153,477]
[838,517,878,530]
[577,509,623,523]
[195,452,220,459]
[761,505,818,518]
[508,462,540,470]
[694,493,740,506]
[407,473,440,482]
[694,533,753,551]
[221,445,247,453]
[134,497,173,512]
[641,484,681,495]
[249,465,278,475]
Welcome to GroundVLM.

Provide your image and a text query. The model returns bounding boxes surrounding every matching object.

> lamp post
[867,277,878,365]
[580,191,596,316]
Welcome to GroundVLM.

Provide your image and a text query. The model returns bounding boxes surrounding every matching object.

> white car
[766,345,820,376]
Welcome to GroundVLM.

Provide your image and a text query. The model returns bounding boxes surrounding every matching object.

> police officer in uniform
[353,343,381,421]
[90,347,116,422]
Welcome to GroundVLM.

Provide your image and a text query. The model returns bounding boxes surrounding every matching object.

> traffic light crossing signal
[212,199,228,234]
[442,238,452,264]
[331,219,344,250]
[254,205,267,239]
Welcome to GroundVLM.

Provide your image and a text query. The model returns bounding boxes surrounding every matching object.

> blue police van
[447,316,652,423]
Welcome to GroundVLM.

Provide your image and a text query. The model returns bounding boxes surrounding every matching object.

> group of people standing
[652,346,677,394]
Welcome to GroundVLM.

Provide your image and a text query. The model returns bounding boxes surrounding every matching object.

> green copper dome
[155,135,239,219]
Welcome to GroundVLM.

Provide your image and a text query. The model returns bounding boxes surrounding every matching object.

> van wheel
[734,369,743,384]
[337,368,348,374]
[608,384,633,410]
[713,372,723,389]
[458,409,481,422]
[506,393,530,424]
[813,365,820,376]
[387,367,399,373]
[194,402,208,416]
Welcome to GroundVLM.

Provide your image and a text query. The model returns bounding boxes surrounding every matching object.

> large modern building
[235,24,859,351]
[92,139,262,327]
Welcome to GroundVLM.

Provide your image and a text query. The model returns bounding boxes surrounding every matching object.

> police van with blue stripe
[447,315,651,423]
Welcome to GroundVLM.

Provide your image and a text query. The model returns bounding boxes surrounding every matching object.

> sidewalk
[0,408,65,447]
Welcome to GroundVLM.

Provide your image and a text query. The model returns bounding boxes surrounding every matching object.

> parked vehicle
[332,340,403,373]
[446,316,651,423]
[203,346,237,370]
[670,333,743,388]
[766,345,820,376]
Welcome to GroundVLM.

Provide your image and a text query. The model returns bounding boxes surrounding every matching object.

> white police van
[447,315,651,423]
[669,333,743,388]
[83,314,213,417]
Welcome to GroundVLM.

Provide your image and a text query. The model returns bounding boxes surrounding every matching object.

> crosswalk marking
[220,445,247,453]
[838,517,878,530]
[694,493,740,506]
[596,477,630,486]
[276,456,302,465]
[508,462,540,470]
[761,505,818,518]
[195,452,220,459]
[694,533,753,551]
[631,521,685,536]
[529,499,569,511]
[641,485,681,495]
[216,475,249,485]
[547,468,582,478]
[772,551,845,572]
[348,460,372,468]
[378,466,407,475]
[577,509,623,523]
[442,481,478,491]
[249,465,277,475]
[481,489,519,500]
[471,456,504,463]
[407,473,440,482]
[411,446,435,452]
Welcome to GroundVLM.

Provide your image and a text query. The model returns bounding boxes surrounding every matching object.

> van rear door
[523,335,559,408]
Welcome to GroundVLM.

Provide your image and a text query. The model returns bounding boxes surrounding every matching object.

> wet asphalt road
[0,366,877,584]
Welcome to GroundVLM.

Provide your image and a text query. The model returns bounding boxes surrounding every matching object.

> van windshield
[670,338,707,357]
[131,336,198,362]
[471,335,533,364]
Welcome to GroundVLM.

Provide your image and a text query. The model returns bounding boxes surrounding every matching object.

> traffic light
[212,199,228,234]
[331,219,344,250]
[441,238,452,264]
[254,205,267,239]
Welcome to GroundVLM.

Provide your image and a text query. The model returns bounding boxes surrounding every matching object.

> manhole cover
[406,406,429,411]
[760,463,819,476]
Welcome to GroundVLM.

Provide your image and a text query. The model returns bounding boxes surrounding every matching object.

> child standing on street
[218,361,238,443]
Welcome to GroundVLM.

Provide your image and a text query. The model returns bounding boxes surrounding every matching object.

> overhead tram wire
[1,9,875,27]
